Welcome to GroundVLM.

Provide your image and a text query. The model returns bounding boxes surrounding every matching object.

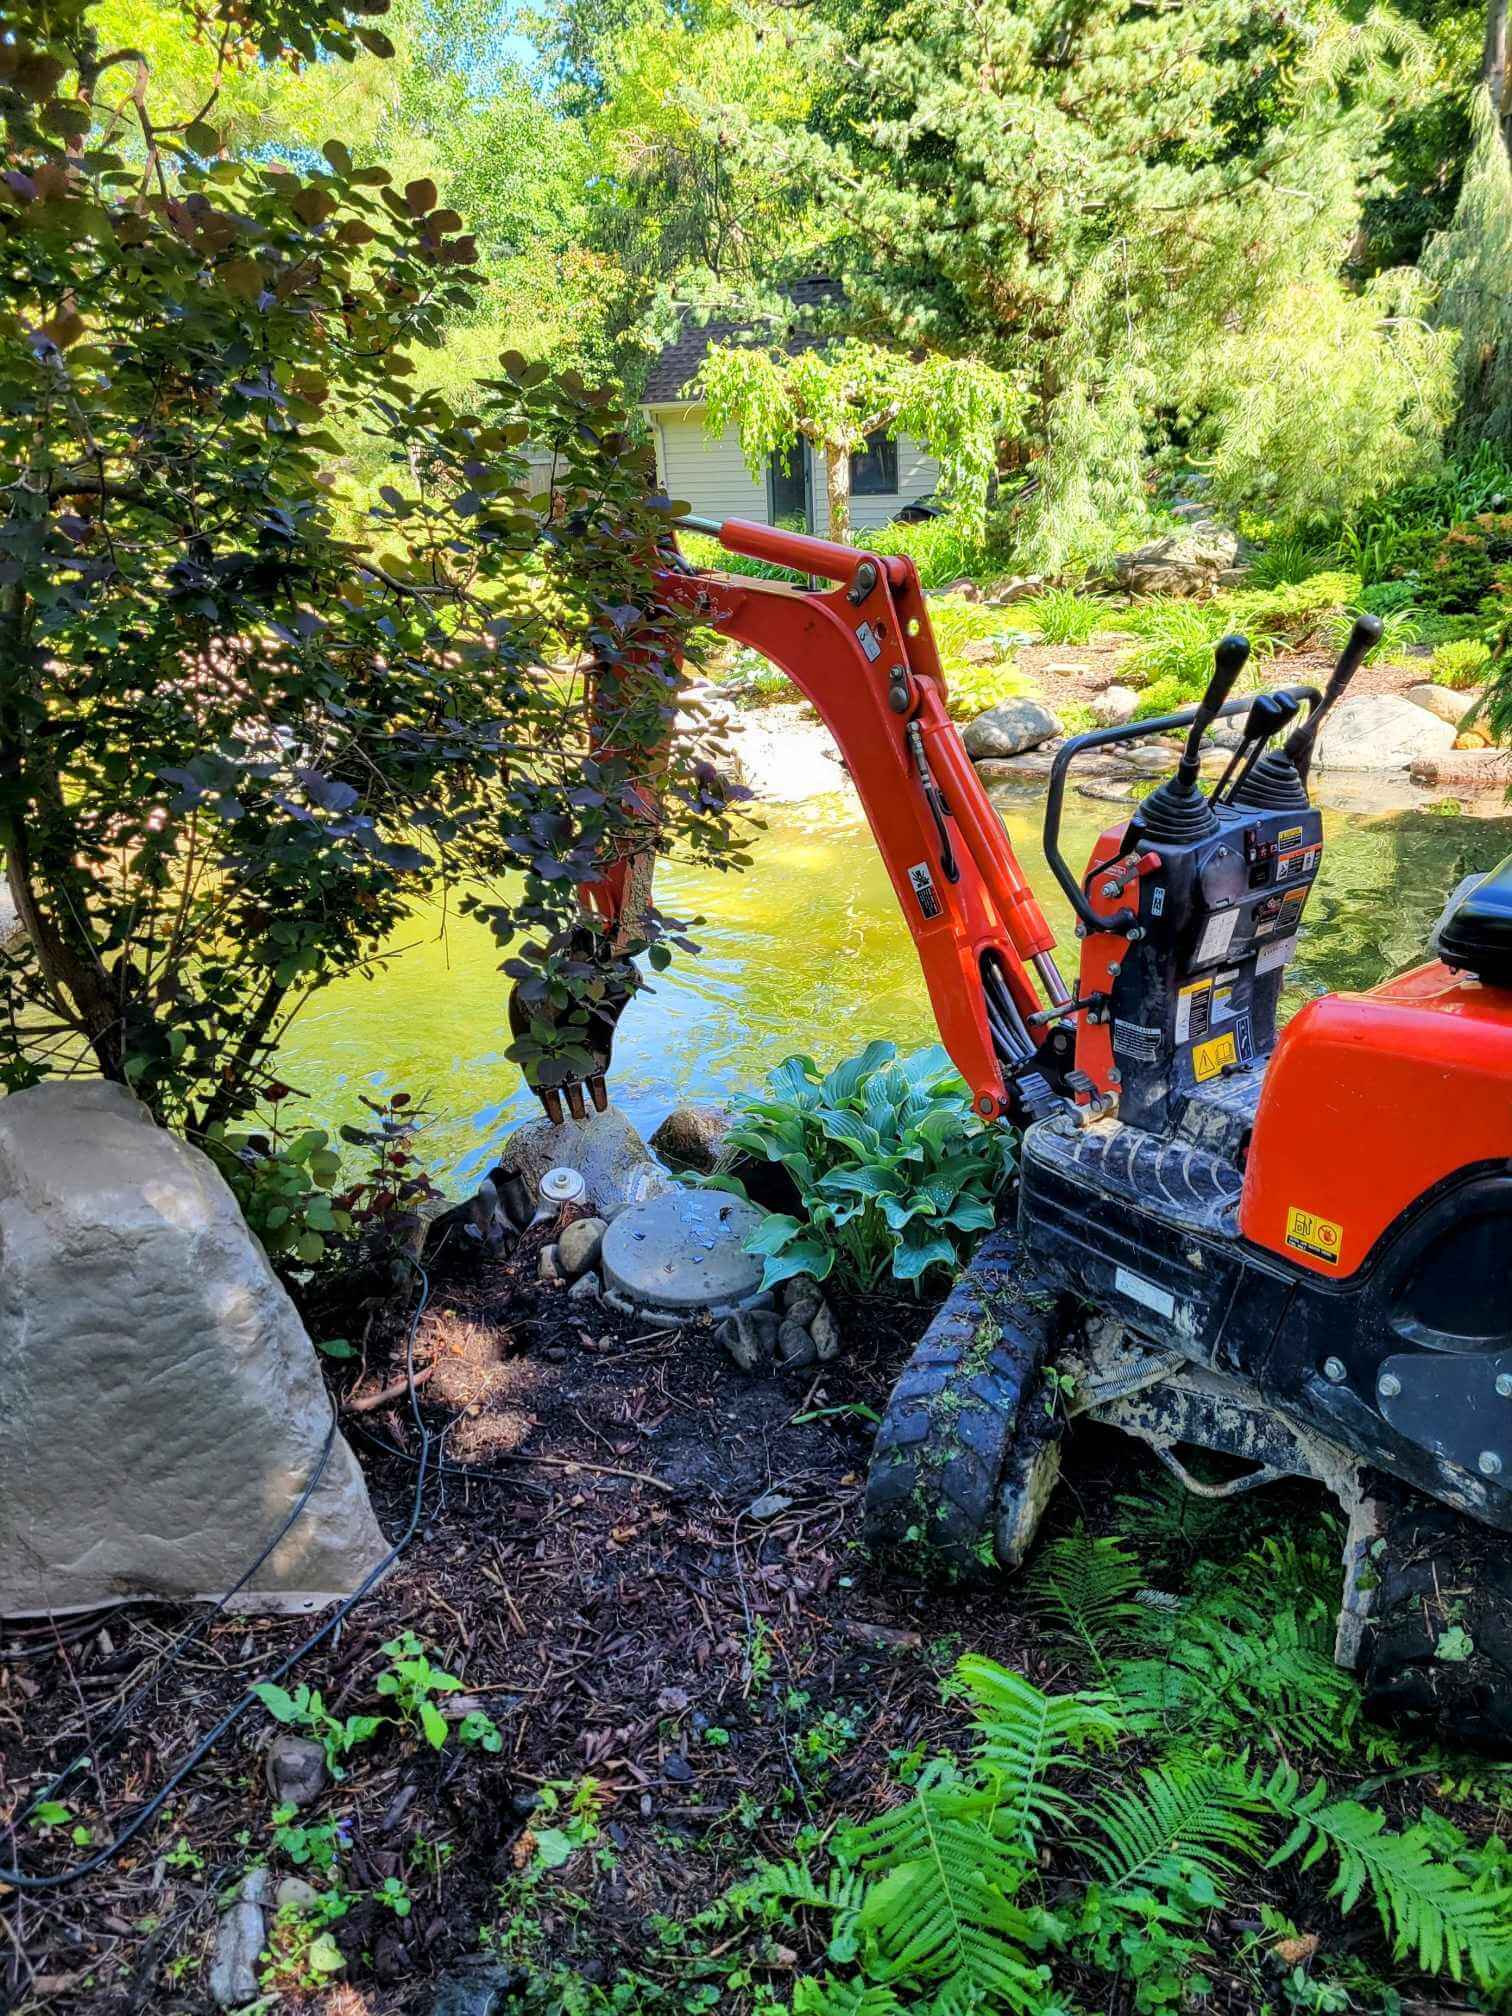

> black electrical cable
[0,1268,435,1892]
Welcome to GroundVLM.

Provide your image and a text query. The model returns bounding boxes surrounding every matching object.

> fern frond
[1260,1764,1512,1988]
[954,1656,1121,1846]
[1115,1608,1356,1749]
[793,1979,905,2016]
[1080,1757,1265,1900]
[1029,1531,1144,1672]
[842,1781,1046,2006]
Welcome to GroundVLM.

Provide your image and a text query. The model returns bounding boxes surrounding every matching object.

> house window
[767,440,809,527]
[851,431,898,496]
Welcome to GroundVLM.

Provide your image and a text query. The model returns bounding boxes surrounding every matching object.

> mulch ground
[1017,638,1432,724]
[0,1235,1497,2016]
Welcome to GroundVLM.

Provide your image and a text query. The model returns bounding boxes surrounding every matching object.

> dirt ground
[0,1233,1496,2016]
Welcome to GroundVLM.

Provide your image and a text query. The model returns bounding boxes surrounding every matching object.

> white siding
[645,403,941,536]
[649,407,767,524]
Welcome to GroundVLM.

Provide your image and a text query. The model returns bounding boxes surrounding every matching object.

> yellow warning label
[1191,1030,1237,1081]
[1278,825,1304,847]
[1285,1205,1343,1266]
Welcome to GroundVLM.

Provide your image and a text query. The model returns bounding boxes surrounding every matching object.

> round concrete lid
[601,1188,767,1312]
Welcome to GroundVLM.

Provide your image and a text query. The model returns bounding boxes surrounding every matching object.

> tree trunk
[1488,0,1510,161]
[824,443,851,543]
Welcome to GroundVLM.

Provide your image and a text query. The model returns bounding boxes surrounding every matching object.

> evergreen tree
[746,0,1459,563]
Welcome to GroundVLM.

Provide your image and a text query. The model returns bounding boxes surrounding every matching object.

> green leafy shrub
[1012,587,1111,645]
[1323,605,1423,665]
[1430,638,1493,690]
[1426,514,1512,613]
[941,661,1037,721]
[866,512,1017,591]
[1123,574,1363,710]
[703,1040,1014,1292]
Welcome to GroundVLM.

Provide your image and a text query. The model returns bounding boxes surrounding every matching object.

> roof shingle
[640,278,840,405]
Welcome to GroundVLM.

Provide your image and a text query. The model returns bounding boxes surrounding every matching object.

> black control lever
[1175,634,1251,792]
[1283,612,1382,785]
[1211,687,1305,806]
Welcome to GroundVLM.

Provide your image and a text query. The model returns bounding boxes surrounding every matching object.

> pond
[275,783,1512,1191]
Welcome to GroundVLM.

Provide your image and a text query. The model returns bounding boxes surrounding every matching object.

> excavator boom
[653,517,1077,1121]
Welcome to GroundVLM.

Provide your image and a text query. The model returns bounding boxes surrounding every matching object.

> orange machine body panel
[1240,961,1512,1280]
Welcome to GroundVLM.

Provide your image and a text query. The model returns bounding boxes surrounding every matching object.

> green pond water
[275,784,1512,1192]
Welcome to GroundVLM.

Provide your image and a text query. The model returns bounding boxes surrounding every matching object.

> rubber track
[864,1226,1058,1576]
[1362,1486,1512,1754]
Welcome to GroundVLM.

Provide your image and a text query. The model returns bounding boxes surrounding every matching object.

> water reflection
[274,786,1512,1190]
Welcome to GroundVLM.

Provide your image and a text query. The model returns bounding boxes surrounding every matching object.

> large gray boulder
[1314,694,1456,773]
[962,697,1061,759]
[1113,519,1247,596]
[0,1081,388,1617]
[503,1103,669,1215]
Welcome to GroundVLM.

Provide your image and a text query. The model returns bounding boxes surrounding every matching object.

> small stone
[567,1270,601,1301]
[942,576,982,601]
[276,1876,320,1912]
[648,1106,731,1174]
[509,1789,541,1820]
[264,1732,327,1808]
[657,1686,690,1713]
[748,1488,794,1521]
[543,1344,568,1363]
[782,1277,822,1323]
[1091,683,1139,728]
[962,697,1062,760]
[975,751,1058,784]
[558,1217,607,1277]
[777,1318,817,1368]
[537,1244,562,1283]
[663,1752,695,1782]
[716,1307,779,1372]
[209,1868,269,2007]
[431,1961,524,2016]
[810,1303,841,1361]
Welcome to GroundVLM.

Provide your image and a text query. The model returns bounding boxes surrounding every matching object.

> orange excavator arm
[569,514,1081,1126]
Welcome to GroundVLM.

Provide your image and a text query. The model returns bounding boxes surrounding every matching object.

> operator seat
[1435,852,1512,988]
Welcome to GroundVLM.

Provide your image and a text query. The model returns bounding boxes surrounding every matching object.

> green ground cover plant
[1431,638,1494,689]
[700,1039,1015,1291]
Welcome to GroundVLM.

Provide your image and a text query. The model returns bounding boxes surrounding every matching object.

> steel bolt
[1479,1451,1504,1478]
[1323,1356,1347,1384]
[1107,962,1122,978]
[1377,1372,1402,1399]
[1100,880,1119,899]
[1496,1373,1512,1399]
[1108,1068,1122,1085]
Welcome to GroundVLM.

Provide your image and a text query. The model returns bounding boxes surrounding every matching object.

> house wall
[646,404,941,537]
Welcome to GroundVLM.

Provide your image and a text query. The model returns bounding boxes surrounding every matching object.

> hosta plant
[703,1040,1015,1293]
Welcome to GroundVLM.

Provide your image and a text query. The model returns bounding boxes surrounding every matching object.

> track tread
[864,1227,1060,1577]
[1361,1485,1512,1754]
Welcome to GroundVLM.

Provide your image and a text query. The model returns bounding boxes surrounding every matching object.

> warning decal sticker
[1191,1030,1237,1081]
[1285,1205,1343,1267]
[907,861,943,920]
[1194,905,1240,966]
[1175,977,1212,1044]
[1113,1019,1162,1061]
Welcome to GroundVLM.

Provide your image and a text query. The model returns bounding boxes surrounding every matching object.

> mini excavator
[513,514,1512,1748]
